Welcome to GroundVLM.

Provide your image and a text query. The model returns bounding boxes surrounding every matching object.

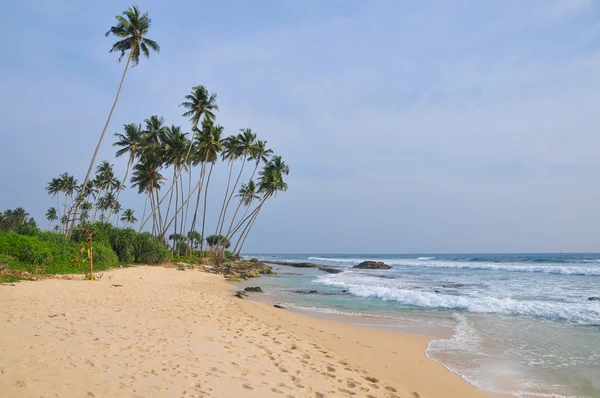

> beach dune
[0,266,490,397]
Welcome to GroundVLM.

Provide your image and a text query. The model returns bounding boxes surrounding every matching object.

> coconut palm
[161,125,190,239]
[46,177,63,221]
[194,120,223,252]
[215,135,241,236]
[112,122,143,211]
[232,158,288,255]
[130,153,164,235]
[46,207,58,228]
[120,208,137,225]
[142,115,167,152]
[222,129,256,236]
[70,5,159,236]
[180,85,218,130]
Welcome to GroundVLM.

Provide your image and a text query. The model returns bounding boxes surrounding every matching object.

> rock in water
[244,287,264,293]
[588,297,600,301]
[250,258,259,263]
[274,304,285,309]
[234,291,247,299]
[353,261,392,269]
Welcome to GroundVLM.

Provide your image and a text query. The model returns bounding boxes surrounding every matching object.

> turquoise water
[240,254,600,397]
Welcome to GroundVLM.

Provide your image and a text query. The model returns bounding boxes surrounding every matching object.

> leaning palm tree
[215,135,241,236]
[130,153,164,235]
[69,5,159,236]
[46,177,63,222]
[120,208,137,226]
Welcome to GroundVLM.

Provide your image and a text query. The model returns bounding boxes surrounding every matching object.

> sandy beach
[0,266,492,397]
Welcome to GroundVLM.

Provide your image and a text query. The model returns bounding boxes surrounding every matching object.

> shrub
[109,228,136,264]
[91,242,119,271]
[133,232,169,264]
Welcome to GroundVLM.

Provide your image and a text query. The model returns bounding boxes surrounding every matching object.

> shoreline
[0,266,495,397]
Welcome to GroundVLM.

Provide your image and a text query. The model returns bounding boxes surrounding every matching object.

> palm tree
[222,129,256,237]
[112,122,143,211]
[131,153,164,235]
[215,135,241,236]
[120,208,137,225]
[142,115,167,151]
[46,177,63,222]
[70,5,159,236]
[194,120,223,252]
[232,158,288,255]
[46,207,58,228]
[180,85,218,130]
[161,125,190,239]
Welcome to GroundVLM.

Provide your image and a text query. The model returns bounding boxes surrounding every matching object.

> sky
[2,0,600,253]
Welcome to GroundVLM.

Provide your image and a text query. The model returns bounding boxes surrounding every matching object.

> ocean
[239,253,600,397]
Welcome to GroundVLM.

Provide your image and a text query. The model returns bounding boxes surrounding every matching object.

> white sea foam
[315,275,600,324]
[307,256,600,276]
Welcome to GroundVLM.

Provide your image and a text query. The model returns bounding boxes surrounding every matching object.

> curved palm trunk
[67,51,132,237]
[219,158,247,237]
[174,171,180,256]
[107,155,133,221]
[231,202,264,254]
[188,163,206,256]
[139,196,149,233]
[200,163,215,254]
[160,167,177,237]
[215,160,234,237]
[236,209,260,255]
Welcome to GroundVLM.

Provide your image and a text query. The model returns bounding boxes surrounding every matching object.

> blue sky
[2,0,600,253]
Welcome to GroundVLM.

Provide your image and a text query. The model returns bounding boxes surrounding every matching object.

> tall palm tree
[69,5,159,236]
[120,208,137,225]
[215,135,241,236]
[180,85,218,130]
[161,125,189,239]
[222,129,256,237]
[131,153,164,235]
[112,122,143,212]
[142,115,167,151]
[194,120,223,252]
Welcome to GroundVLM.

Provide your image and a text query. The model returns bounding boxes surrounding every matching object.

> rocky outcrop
[588,297,600,301]
[262,260,343,274]
[244,286,264,293]
[250,258,259,263]
[353,261,392,269]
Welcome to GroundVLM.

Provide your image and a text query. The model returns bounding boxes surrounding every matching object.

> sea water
[239,254,600,397]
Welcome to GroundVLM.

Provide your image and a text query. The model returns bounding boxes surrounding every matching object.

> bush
[0,233,53,268]
[134,232,169,264]
[109,228,136,264]
[91,242,119,271]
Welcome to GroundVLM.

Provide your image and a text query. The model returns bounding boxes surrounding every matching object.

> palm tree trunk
[67,51,133,237]
[215,160,234,237]
[139,196,149,233]
[200,163,215,254]
[219,158,247,237]
[155,188,164,238]
[161,167,177,237]
[236,209,260,255]
[189,163,206,253]
[174,174,180,257]
[232,202,263,254]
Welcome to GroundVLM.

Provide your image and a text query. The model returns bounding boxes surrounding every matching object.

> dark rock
[262,260,343,274]
[588,297,600,301]
[274,304,285,309]
[250,258,259,263]
[292,290,319,294]
[434,290,441,293]
[353,261,392,270]
[342,290,348,293]
[244,286,264,293]
[319,267,342,274]
[441,284,467,289]
[309,290,318,294]
[234,291,248,299]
